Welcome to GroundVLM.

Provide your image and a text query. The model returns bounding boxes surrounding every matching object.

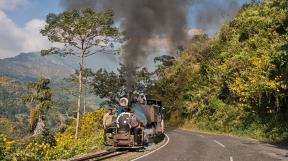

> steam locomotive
[108,96,165,148]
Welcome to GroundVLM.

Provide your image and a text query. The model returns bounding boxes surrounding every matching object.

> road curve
[134,129,288,161]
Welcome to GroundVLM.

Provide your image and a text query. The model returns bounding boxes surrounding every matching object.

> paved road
[135,129,288,161]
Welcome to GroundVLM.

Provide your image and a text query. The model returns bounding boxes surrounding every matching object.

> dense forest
[152,0,288,142]
[0,0,287,160]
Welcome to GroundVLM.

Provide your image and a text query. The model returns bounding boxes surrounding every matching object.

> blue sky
[5,0,61,27]
[6,0,247,28]
[0,0,247,59]
[0,0,64,59]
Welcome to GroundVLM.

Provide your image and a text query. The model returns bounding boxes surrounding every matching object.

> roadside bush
[1,109,106,161]
[0,134,8,160]
[44,109,106,160]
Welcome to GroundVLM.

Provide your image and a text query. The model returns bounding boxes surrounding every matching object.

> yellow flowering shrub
[10,142,51,161]
[0,134,9,160]
[44,109,106,160]
[1,109,106,161]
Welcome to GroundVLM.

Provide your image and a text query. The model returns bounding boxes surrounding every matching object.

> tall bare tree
[40,8,118,139]
[64,68,94,114]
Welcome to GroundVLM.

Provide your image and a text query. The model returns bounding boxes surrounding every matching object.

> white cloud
[0,10,52,59]
[22,19,51,52]
[0,0,28,10]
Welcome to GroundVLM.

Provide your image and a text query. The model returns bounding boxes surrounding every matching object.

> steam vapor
[60,0,242,89]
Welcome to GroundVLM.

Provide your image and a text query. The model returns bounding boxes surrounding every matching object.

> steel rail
[91,150,129,161]
[70,149,128,161]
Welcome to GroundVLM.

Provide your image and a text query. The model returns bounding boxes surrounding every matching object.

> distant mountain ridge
[0,52,119,82]
[0,52,74,81]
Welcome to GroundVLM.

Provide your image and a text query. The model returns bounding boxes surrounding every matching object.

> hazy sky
[0,0,247,59]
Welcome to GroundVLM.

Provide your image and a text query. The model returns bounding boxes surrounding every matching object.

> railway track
[70,149,129,161]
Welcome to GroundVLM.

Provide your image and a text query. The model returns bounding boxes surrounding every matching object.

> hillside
[0,52,108,139]
[0,53,74,81]
[153,0,288,143]
[0,52,120,82]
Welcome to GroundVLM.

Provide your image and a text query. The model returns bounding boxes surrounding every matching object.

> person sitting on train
[140,93,147,104]
[136,93,146,104]
[128,110,141,145]
[103,108,114,145]
[136,94,143,104]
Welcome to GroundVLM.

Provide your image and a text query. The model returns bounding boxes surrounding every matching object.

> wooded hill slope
[153,0,288,142]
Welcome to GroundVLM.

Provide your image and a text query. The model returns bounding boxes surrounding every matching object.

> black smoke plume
[60,0,242,89]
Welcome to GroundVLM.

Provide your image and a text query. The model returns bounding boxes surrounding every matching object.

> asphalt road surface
[134,129,288,161]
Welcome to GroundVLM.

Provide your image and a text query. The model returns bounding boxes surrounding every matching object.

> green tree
[23,78,52,136]
[90,65,154,106]
[154,55,175,77]
[64,68,94,113]
[40,8,118,139]
[135,67,154,93]
[90,69,123,105]
[152,0,288,142]
[116,64,154,93]
[0,77,28,121]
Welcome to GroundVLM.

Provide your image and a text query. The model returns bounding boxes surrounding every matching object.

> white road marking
[230,156,234,161]
[198,134,205,138]
[213,140,226,148]
[130,133,170,161]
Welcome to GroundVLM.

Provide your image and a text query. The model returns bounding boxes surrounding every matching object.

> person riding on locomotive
[128,110,142,145]
[103,108,114,145]
[102,91,165,148]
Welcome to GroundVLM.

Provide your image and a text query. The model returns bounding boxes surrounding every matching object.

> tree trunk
[75,50,84,139]
[83,84,86,114]
[33,115,45,136]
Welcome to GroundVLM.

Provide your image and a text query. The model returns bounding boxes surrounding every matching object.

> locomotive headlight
[116,112,131,128]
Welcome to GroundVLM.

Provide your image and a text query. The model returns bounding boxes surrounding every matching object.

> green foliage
[0,134,7,160]
[64,68,95,113]
[0,110,105,160]
[151,33,213,120]
[0,77,30,139]
[23,78,52,132]
[64,68,94,86]
[90,64,154,105]
[153,0,288,143]
[36,128,56,146]
[0,118,27,140]
[23,78,52,113]
[40,8,118,56]
[41,8,119,139]
[154,55,175,67]
[136,67,154,92]
[91,68,123,101]
[0,77,28,121]
[44,110,106,160]
[154,55,175,77]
